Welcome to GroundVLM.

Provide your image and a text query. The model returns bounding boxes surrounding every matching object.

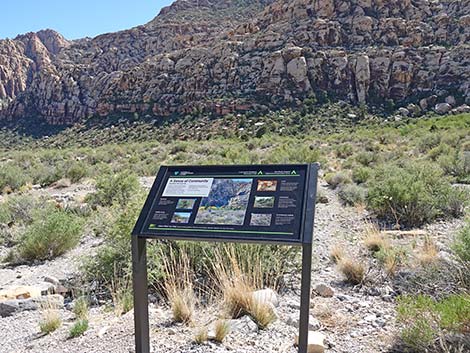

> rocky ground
[0,178,465,353]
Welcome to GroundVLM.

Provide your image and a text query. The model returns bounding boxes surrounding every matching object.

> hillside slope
[0,0,469,124]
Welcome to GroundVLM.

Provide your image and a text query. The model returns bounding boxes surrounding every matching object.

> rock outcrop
[0,0,469,124]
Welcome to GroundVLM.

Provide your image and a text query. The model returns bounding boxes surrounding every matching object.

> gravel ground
[0,180,465,353]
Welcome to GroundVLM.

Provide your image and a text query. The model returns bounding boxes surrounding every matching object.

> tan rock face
[0,0,469,124]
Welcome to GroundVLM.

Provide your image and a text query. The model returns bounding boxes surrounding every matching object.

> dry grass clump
[194,327,208,344]
[162,247,196,324]
[416,237,439,266]
[363,222,387,252]
[337,257,366,285]
[330,244,345,263]
[213,320,230,343]
[212,246,276,329]
[39,310,62,334]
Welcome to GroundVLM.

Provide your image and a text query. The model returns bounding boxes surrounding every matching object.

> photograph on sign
[133,164,313,244]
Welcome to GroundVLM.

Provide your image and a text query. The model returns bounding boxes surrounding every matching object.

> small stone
[397,107,409,116]
[228,316,258,334]
[295,331,326,353]
[445,95,456,106]
[286,313,321,330]
[313,284,334,298]
[44,275,60,286]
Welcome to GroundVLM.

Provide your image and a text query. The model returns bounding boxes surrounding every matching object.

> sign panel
[133,164,317,244]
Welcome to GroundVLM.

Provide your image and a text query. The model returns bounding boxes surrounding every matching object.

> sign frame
[131,163,319,353]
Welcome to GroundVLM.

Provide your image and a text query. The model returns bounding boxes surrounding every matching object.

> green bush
[66,161,89,183]
[397,294,470,351]
[367,162,467,227]
[324,171,351,189]
[69,319,88,338]
[453,220,470,262]
[16,207,83,262]
[338,184,367,206]
[352,166,372,184]
[86,171,140,207]
[0,164,31,192]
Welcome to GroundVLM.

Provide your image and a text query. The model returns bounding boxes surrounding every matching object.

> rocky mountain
[0,0,469,125]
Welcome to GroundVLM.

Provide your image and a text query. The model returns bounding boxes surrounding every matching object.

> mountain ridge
[0,0,469,125]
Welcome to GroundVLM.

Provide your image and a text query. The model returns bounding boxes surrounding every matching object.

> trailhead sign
[133,164,314,244]
[132,163,319,353]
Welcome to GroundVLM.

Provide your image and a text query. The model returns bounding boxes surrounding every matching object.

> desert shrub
[367,162,467,227]
[324,171,351,189]
[438,150,470,183]
[66,161,89,183]
[397,294,470,351]
[355,151,379,166]
[335,144,353,158]
[352,166,372,184]
[1,194,45,225]
[69,319,88,338]
[375,246,408,277]
[17,207,83,262]
[453,220,470,262]
[0,163,31,192]
[315,188,329,203]
[338,184,367,206]
[86,171,140,207]
[418,133,441,152]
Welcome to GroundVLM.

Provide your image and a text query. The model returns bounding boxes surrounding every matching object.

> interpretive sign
[133,164,313,244]
[132,164,319,353]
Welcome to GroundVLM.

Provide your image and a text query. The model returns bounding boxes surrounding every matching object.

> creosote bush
[16,207,83,262]
[86,171,140,207]
[453,219,470,262]
[367,162,467,227]
[397,294,470,351]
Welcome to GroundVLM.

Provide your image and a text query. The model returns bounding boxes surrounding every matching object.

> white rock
[252,288,279,307]
[295,331,326,353]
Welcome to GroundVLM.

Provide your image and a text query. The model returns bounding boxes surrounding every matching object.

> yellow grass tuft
[213,320,230,343]
[161,247,196,324]
[194,327,208,344]
[211,245,276,329]
[363,222,387,252]
[330,244,345,264]
[417,236,439,266]
[338,257,365,285]
[39,310,62,334]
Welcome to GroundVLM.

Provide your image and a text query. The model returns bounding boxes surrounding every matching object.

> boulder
[0,285,42,301]
[434,103,452,114]
[0,294,64,317]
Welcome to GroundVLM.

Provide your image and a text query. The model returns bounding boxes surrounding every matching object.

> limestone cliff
[0,0,469,124]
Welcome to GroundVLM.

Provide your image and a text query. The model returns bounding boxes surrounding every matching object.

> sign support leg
[132,236,150,353]
[298,243,313,353]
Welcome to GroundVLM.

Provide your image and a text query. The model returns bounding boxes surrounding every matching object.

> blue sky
[0,0,174,40]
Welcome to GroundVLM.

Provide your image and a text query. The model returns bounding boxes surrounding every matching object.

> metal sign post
[132,163,319,353]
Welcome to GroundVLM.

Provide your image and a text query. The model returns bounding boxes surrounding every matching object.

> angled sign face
[133,164,318,245]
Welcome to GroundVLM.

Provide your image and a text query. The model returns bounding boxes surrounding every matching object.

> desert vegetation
[0,110,469,352]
